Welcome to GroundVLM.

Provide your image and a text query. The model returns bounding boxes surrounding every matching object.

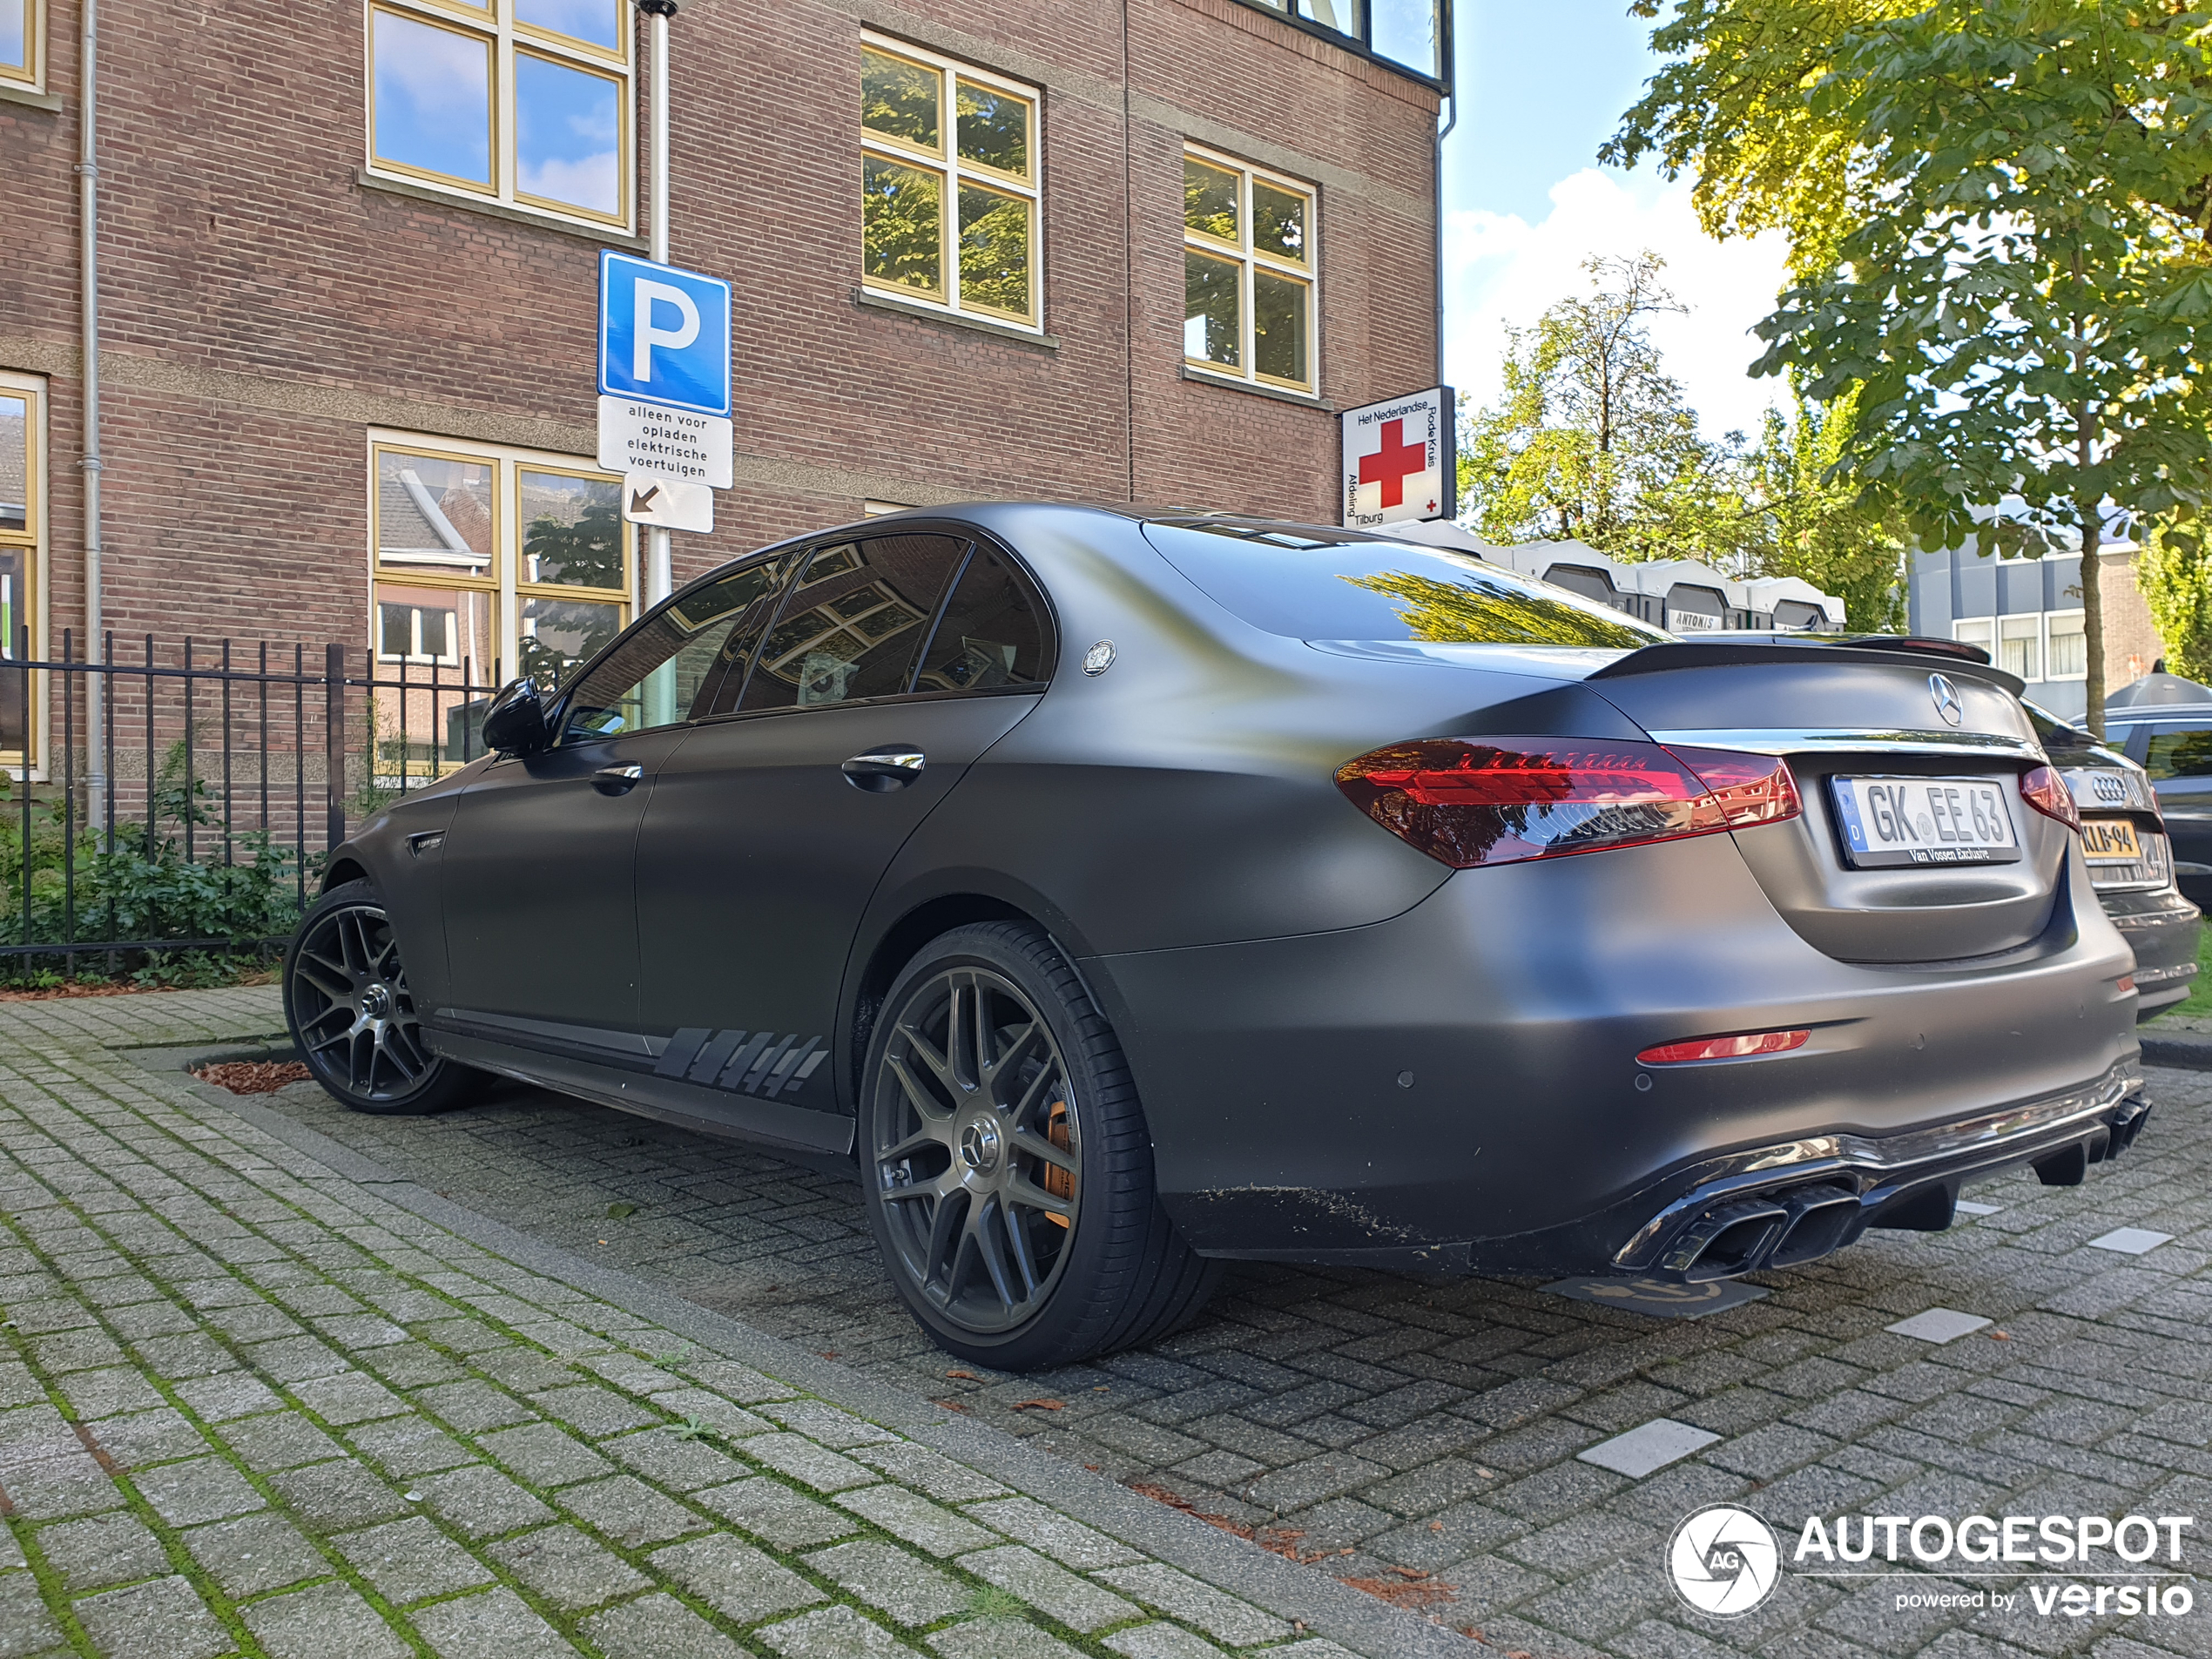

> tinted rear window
[2142,727,2212,779]
[1143,520,1669,649]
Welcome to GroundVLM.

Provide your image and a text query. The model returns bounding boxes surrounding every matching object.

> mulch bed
[0,982,168,1001]
[192,1061,312,1095]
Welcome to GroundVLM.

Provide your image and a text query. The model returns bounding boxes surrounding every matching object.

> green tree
[1617,0,2212,735]
[1740,388,1906,629]
[2138,517,2212,682]
[1458,253,1750,561]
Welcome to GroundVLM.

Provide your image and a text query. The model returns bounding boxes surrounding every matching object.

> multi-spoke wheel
[859,921,1222,1369]
[284,880,474,1115]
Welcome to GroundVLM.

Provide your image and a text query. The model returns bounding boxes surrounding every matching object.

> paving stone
[558,1474,711,1547]
[1578,1419,1723,1479]
[289,1369,407,1425]
[266,1458,412,1532]
[961,1497,1145,1570]
[243,1579,412,1659]
[651,1533,828,1624]
[1091,1563,1290,1646]
[604,1426,749,1492]
[219,1410,345,1473]
[852,1442,1008,1503]
[1886,1309,1993,1345]
[805,1538,968,1626]
[838,1484,998,1558]
[1103,1626,1227,1659]
[172,1372,282,1423]
[760,1605,914,1657]
[0,1567,64,1658]
[644,1388,772,1440]
[580,1593,750,1659]
[415,1462,556,1539]
[57,1366,166,1420]
[957,1541,1138,1632]
[35,1513,167,1592]
[759,1399,900,1447]
[476,1421,612,1487]
[346,1418,478,1478]
[696,1476,860,1548]
[85,1406,209,1468]
[408,1584,577,1659]
[746,1432,878,1493]
[527,1381,661,1435]
[415,1379,537,1433]
[179,1512,329,1598]
[335,1514,496,1603]
[489,1523,650,1612]
[926,1621,1085,1659]
[72,1575,230,1659]
[132,1454,265,1526]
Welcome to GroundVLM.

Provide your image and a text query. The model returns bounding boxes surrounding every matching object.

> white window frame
[2044,608,2088,682]
[859,31,1043,333]
[1952,617,1993,651]
[3,0,44,93]
[1182,143,1319,397]
[1,370,48,777]
[364,0,635,233]
[1997,613,2042,684]
[366,429,634,687]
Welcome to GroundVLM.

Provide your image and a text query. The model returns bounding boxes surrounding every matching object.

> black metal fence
[4,631,497,972]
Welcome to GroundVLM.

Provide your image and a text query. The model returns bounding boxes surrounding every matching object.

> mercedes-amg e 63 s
[287,504,2145,1367]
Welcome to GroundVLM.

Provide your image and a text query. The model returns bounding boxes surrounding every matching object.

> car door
[631,533,1051,1128]
[434,556,797,1063]
[2134,720,2212,905]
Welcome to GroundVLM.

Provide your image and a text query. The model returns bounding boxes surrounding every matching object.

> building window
[370,434,632,694]
[367,0,631,228]
[1952,617,1993,659]
[2047,610,2087,680]
[1238,0,1448,83]
[1184,145,1317,395]
[1997,615,2041,683]
[2,0,41,91]
[0,374,42,769]
[860,34,1042,330]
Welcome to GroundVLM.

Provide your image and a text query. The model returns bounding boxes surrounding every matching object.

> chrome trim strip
[1613,1059,2142,1267]
[1647,728,2045,761]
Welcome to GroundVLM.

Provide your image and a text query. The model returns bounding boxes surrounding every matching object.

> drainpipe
[1433,2,1455,391]
[78,0,105,829]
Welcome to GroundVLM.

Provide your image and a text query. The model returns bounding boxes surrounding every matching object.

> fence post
[324,643,346,852]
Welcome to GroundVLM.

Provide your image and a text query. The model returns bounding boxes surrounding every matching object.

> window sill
[1179,364,1333,411]
[0,83,63,112]
[354,168,649,253]
[853,288,1058,351]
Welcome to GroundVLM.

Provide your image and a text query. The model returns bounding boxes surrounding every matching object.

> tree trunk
[2080,501,2106,741]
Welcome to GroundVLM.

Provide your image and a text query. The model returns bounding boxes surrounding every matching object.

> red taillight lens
[1334,737,1800,869]
[1638,1028,1811,1065]
[2020,765,2080,832]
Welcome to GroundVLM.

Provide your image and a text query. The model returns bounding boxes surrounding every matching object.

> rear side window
[561,555,795,741]
[1142,519,1668,649]
[914,547,1050,692]
[2142,728,2212,779]
[740,534,968,711]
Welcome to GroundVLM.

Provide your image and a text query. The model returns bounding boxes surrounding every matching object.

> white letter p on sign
[632,280,701,383]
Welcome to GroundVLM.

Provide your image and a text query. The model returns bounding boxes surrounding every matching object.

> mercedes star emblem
[1928,672,1964,726]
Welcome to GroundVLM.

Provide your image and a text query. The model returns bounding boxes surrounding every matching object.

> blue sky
[1438,0,1792,441]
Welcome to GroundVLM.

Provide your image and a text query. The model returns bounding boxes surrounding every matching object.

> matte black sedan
[287,505,2145,1368]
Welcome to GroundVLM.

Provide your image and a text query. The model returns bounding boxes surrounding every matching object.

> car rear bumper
[2096,886,2201,1018]
[1090,832,2141,1275]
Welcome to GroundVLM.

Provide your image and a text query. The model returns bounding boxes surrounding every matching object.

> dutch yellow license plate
[2080,818,2143,863]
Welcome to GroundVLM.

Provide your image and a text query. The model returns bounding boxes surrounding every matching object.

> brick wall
[0,0,1440,661]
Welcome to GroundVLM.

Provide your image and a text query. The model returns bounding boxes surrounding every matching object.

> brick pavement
[0,987,1419,1659]
[11,985,2212,1656]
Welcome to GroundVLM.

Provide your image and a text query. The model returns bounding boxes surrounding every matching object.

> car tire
[859,920,1222,1370]
[283,879,476,1116]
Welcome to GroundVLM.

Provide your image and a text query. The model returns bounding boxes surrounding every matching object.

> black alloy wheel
[860,921,1222,1369]
[284,880,473,1115]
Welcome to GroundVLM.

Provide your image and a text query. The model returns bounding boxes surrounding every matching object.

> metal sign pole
[639,0,676,612]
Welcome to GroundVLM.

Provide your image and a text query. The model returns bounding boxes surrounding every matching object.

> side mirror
[482,678,551,757]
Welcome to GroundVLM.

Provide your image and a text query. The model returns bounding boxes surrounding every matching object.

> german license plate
[2079,817,2143,864]
[1830,776,2021,867]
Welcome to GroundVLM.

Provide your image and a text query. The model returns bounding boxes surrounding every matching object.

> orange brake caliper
[1042,1099,1073,1227]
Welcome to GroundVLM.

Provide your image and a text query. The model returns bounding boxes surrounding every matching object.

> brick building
[0,0,1450,772]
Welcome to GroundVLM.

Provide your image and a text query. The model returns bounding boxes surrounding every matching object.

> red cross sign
[1358,419,1429,509]
[1341,387,1453,529]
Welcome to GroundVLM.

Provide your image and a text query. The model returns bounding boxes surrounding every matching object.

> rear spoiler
[1588,635,2026,696]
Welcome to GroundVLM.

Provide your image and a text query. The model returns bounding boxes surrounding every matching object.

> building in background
[1907,540,2161,723]
[1,0,1450,773]
[1482,539,1845,634]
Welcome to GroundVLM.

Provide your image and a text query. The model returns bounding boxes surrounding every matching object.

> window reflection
[742,536,969,712]
[1184,159,1239,243]
[863,157,944,296]
[915,549,1047,692]
[958,185,1030,319]
[1,0,26,76]
[521,595,623,691]
[862,48,941,151]
[0,395,25,533]
[521,471,624,590]
[515,0,619,50]
[1253,270,1309,386]
[1184,252,1240,367]
[372,9,493,186]
[516,53,621,215]
[377,453,494,578]
[1369,0,1439,75]
[563,557,793,738]
[956,81,1027,175]
[376,582,493,672]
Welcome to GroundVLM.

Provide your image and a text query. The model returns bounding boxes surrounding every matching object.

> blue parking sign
[597,250,732,418]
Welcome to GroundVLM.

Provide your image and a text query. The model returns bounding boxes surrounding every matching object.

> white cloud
[1444,168,1794,444]
[518,152,619,215]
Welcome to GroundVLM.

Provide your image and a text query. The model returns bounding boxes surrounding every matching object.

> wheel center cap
[958,1117,1001,1175]
[359,984,394,1020]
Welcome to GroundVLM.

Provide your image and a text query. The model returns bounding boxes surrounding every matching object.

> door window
[560,555,797,741]
[914,546,1050,691]
[739,534,971,712]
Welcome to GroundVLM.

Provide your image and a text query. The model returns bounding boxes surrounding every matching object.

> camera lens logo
[1668,1505,1779,1616]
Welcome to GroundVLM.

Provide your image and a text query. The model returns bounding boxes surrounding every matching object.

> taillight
[1333,737,1800,869]
[2020,765,2080,832]
[1638,1028,1811,1065]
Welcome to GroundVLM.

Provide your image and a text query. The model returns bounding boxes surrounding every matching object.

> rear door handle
[591,764,644,795]
[841,748,926,792]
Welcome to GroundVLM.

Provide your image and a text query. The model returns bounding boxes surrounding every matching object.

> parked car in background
[2024,702,2201,1020]
[2101,671,2212,912]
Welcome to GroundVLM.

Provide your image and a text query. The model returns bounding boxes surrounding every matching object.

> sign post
[1340,386,1454,529]
[637,0,678,611]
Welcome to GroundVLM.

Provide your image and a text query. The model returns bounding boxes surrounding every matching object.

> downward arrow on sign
[630,483,661,513]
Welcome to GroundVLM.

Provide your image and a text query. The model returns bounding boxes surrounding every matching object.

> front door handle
[592,764,644,795]
[841,748,926,792]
